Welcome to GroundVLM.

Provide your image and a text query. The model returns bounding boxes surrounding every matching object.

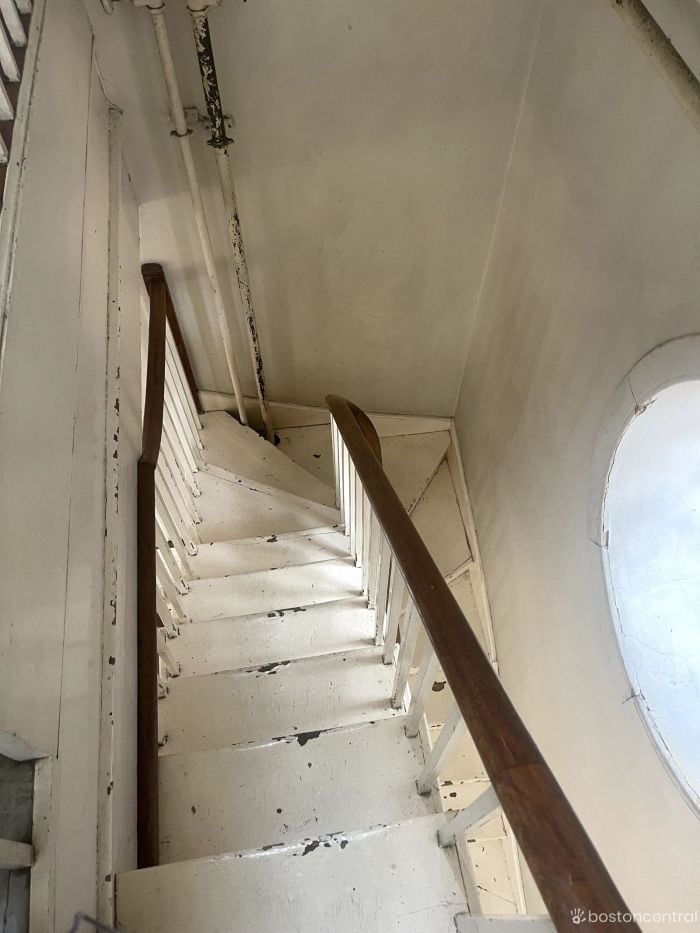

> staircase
[122,267,637,932]
[119,396,552,930]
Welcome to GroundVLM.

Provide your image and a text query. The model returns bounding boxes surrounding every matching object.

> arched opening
[604,380,700,809]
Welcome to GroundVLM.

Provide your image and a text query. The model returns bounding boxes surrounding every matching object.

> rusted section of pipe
[189,6,275,442]
[138,1,249,426]
[610,0,700,133]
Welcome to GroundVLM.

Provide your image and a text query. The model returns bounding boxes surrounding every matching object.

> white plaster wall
[0,2,141,925]
[454,0,700,923]
[83,0,545,416]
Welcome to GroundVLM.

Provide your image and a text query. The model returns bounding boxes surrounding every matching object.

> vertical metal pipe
[188,6,275,442]
[143,3,248,425]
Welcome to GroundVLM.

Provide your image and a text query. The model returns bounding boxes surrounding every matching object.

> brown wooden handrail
[326,395,638,933]
[142,262,202,415]
[136,264,168,869]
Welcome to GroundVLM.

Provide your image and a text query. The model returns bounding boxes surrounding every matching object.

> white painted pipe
[187,5,275,442]
[610,0,700,133]
[213,145,275,440]
[143,3,248,424]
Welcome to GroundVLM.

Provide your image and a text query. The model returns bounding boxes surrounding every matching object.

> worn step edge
[127,813,451,871]
[166,642,383,683]
[196,460,340,517]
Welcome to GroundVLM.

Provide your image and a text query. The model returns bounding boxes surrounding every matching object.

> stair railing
[138,263,203,868]
[327,395,639,933]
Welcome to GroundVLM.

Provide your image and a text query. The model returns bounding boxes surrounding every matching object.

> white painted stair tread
[278,423,451,511]
[381,432,451,512]
[277,424,335,486]
[181,557,361,623]
[454,917,553,932]
[159,647,400,756]
[171,597,375,676]
[412,459,472,576]
[117,814,468,933]
[159,718,435,862]
[199,410,335,506]
[195,469,339,543]
[189,527,348,578]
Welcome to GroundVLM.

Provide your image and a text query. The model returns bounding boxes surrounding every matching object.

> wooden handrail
[136,265,168,869]
[142,262,202,415]
[326,395,639,933]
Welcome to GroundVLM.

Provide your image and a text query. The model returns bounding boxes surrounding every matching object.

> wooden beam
[0,837,33,870]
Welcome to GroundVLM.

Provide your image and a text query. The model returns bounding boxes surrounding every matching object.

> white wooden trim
[156,586,181,637]
[0,837,33,869]
[391,600,420,709]
[405,643,440,737]
[447,422,498,666]
[438,785,500,847]
[417,703,468,794]
[157,628,181,677]
[383,563,406,664]
[29,756,54,933]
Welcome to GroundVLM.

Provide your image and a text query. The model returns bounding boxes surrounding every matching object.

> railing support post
[136,460,160,869]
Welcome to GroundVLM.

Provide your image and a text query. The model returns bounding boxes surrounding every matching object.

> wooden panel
[0,0,93,759]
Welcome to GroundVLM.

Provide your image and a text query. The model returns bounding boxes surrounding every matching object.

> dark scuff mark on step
[295,729,322,747]
[191,805,197,814]
[266,535,277,543]
[302,840,320,856]
[256,659,292,674]
[432,680,446,692]
[261,843,284,852]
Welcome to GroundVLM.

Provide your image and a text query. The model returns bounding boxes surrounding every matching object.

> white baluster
[342,444,350,537]
[156,495,195,573]
[157,628,181,677]
[417,703,468,794]
[166,326,202,435]
[0,18,19,80]
[361,493,371,594]
[156,460,199,536]
[164,372,199,470]
[405,641,440,737]
[331,420,340,508]
[391,600,421,709]
[156,556,188,625]
[0,0,25,47]
[348,458,356,560]
[354,474,364,568]
[155,522,188,595]
[156,586,181,637]
[156,482,197,556]
[383,563,406,663]
[438,786,500,848]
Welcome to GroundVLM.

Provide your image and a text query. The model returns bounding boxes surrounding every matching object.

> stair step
[181,557,362,623]
[199,410,336,506]
[117,814,468,933]
[195,468,340,543]
[188,527,348,578]
[171,596,375,676]
[159,718,435,863]
[159,646,400,756]
[455,919,553,932]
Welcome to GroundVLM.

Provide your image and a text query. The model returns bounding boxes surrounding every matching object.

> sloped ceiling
[90,0,543,416]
